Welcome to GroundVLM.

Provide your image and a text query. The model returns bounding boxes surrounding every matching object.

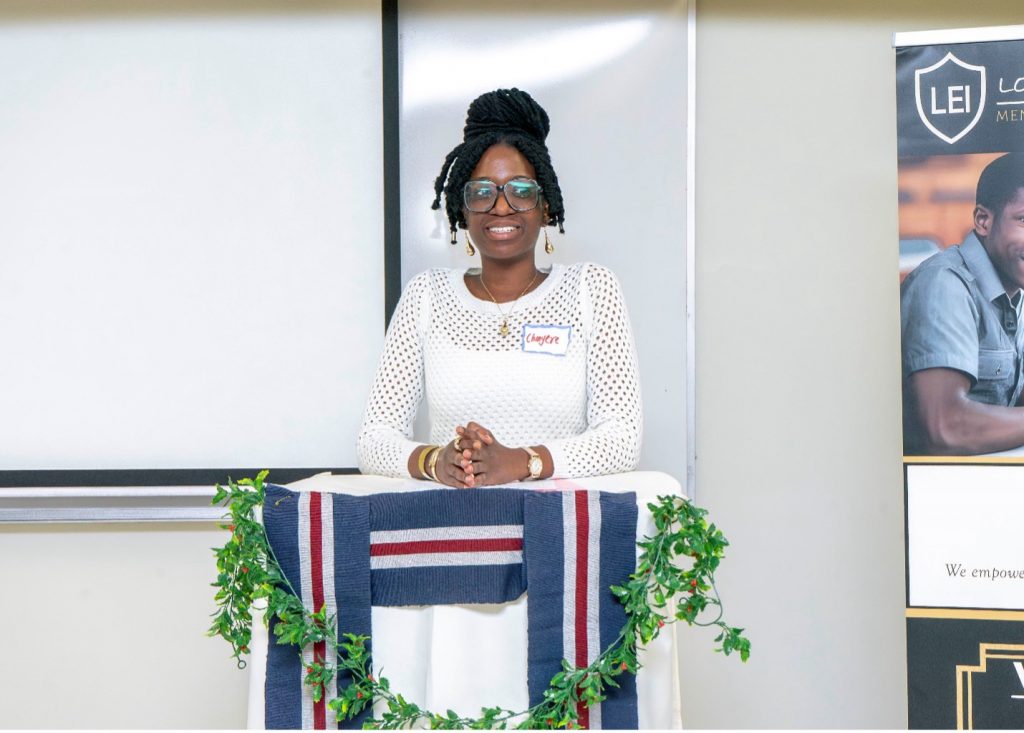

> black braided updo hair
[977,153,1024,218]
[431,88,565,244]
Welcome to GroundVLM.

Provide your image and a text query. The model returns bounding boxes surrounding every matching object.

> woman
[357,88,642,487]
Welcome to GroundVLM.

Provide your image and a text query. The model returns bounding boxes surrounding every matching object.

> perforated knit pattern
[357,262,642,478]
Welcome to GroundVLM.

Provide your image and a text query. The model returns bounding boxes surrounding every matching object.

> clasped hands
[434,421,528,489]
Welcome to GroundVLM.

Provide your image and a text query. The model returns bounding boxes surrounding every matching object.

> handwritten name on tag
[521,324,571,356]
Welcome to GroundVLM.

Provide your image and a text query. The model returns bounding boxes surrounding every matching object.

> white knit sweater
[356,262,642,479]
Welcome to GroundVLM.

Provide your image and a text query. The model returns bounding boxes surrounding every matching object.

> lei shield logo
[914,51,987,144]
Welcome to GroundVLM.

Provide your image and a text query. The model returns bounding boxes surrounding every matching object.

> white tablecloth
[246,471,684,729]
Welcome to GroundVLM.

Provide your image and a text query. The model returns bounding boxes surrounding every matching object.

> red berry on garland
[241,566,249,574]
[620,661,628,671]
[228,524,235,532]
[240,645,249,653]
[367,674,374,682]
[356,692,363,699]
[658,619,665,628]
[306,666,313,674]
[690,579,698,588]
[546,719,553,726]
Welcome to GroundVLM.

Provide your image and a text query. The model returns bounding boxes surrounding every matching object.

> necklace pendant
[499,320,509,337]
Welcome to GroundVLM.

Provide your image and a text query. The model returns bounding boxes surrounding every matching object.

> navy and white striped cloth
[263,485,637,730]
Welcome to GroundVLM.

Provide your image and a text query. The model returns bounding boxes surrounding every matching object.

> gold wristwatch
[524,446,543,480]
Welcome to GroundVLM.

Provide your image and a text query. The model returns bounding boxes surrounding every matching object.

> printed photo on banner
[896,38,1024,457]
[896,32,1024,732]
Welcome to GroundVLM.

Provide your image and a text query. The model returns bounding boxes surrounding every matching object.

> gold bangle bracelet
[417,445,438,480]
[427,445,442,482]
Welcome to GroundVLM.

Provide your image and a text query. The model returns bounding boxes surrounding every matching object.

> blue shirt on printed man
[901,232,1024,451]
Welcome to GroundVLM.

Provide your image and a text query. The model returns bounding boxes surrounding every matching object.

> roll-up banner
[896,25,1024,730]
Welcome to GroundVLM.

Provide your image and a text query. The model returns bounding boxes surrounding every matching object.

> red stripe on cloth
[309,493,326,730]
[574,490,590,730]
[369,537,523,556]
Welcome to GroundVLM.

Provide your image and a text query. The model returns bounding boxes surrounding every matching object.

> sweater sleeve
[356,272,430,477]
[546,264,643,477]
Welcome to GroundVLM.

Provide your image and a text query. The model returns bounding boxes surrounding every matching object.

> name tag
[521,324,571,356]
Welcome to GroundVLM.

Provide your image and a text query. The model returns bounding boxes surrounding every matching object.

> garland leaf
[209,473,750,728]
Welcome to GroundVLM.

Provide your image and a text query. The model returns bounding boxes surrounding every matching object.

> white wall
[684,0,1021,728]
[0,521,249,728]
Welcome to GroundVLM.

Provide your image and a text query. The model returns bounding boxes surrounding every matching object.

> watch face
[528,455,543,477]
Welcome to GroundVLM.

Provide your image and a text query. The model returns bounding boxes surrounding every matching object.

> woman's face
[463,143,545,265]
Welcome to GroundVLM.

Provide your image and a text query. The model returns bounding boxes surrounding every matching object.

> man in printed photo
[902,152,1024,455]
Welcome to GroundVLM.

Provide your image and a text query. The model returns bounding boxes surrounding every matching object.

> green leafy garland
[209,471,749,729]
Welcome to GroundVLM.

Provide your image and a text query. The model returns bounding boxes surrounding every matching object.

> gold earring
[465,232,476,256]
[544,228,554,255]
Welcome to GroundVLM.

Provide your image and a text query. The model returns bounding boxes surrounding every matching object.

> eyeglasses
[463,178,543,213]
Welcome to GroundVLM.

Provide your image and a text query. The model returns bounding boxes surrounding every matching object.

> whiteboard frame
[3,0,698,521]
[686,0,697,500]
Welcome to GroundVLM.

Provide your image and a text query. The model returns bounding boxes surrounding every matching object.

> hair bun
[462,88,550,143]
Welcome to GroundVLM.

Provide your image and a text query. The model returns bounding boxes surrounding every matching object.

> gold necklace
[478,270,540,337]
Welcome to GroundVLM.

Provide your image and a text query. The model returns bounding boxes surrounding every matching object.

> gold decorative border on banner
[906,608,1024,622]
[904,456,1024,464]
[955,643,1024,730]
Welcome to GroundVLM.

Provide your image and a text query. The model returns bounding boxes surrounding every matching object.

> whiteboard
[0,4,384,470]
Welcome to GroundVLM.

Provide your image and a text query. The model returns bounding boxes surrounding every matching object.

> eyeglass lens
[463,179,541,212]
